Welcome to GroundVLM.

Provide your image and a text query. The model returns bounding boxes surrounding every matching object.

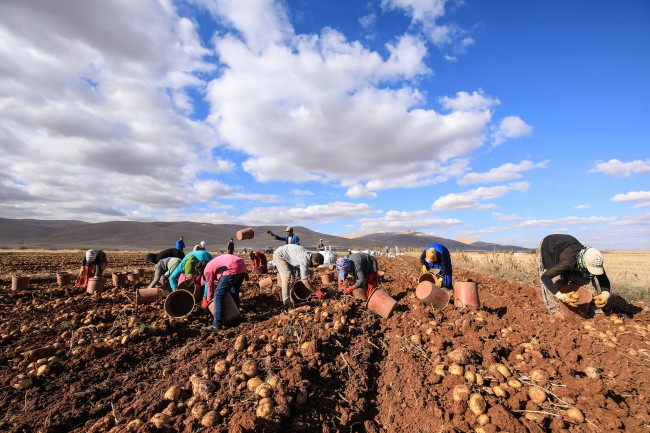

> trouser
[273,253,295,305]
[148,261,166,288]
[212,273,245,328]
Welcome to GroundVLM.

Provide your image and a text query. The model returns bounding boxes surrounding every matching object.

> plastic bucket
[366,288,397,319]
[290,281,313,304]
[178,279,203,303]
[236,227,255,241]
[87,277,106,295]
[558,285,593,318]
[11,276,30,291]
[208,293,241,324]
[416,280,449,309]
[112,272,127,287]
[321,273,334,285]
[161,280,172,296]
[135,268,146,278]
[164,289,195,319]
[259,277,273,289]
[56,272,72,286]
[127,272,139,282]
[453,281,480,309]
[136,287,160,305]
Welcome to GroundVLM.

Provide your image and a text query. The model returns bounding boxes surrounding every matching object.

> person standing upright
[267,226,300,245]
[176,236,185,253]
[227,238,235,254]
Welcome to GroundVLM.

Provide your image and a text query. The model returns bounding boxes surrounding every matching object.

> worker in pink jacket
[201,254,248,332]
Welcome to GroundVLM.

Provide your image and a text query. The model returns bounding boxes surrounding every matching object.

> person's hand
[421,265,427,274]
[556,291,579,307]
[594,291,610,309]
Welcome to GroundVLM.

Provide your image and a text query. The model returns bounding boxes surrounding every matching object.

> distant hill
[0,218,526,253]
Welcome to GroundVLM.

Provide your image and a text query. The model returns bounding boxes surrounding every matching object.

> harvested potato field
[1,251,649,433]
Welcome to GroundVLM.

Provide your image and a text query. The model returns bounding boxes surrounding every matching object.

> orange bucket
[416,280,449,309]
[136,287,160,305]
[236,227,255,240]
[259,276,273,289]
[558,285,593,318]
[366,288,397,318]
[208,293,241,324]
[56,272,72,287]
[11,276,30,291]
[290,281,313,303]
[87,277,106,295]
[321,273,334,285]
[453,281,480,309]
[164,289,195,319]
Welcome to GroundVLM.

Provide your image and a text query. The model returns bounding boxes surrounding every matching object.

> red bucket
[236,227,255,241]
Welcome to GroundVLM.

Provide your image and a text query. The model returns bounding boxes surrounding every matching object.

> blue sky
[1,0,649,250]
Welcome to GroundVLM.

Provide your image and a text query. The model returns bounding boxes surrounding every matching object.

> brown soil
[1,251,649,433]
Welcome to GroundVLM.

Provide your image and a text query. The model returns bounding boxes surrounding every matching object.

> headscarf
[336,257,351,280]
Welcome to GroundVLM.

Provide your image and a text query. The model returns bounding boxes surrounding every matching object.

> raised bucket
[87,277,106,295]
[321,273,334,285]
[11,276,30,291]
[208,293,241,324]
[56,272,72,287]
[259,277,273,289]
[558,285,593,318]
[453,281,480,309]
[136,287,160,305]
[236,227,255,241]
[290,281,313,304]
[416,280,449,309]
[366,288,397,319]
[164,289,195,319]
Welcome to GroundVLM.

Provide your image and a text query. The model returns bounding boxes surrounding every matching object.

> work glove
[201,297,209,309]
[344,285,355,295]
[555,291,579,307]
[421,265,427,274]
[79,266,85,275]
[436,277,443,288]
[313,289,325,299]
[594,291,610,309]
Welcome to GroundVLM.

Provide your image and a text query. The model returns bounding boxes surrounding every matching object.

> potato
[449,363,464,376]
[256,397,274,418]
[162,402,178,417]
[507,379,522,389]
[214,359,228,376]
[528,386,546,404]
[126,419,144,431]
[247,377,264,392]
[452,384,470,402]
[234,335,247,351]
[12,374,32,390]
[266,375,280,388]
[566,407,585,423]
[410,335,421,345]
[489,363,512,378]
[150,413,170,428]
[477,414,489,426]
[468,393,486,415]
[164,385,181,401]
[255,382,273,398]
[464,371,476,383]
[242,360,258,377]
[475,373,485,386]
[492,385,506,397]
[201,410,220,427]
[36,364,50,376]
[434,364,446,376]
[529,369,549,385]
[448,348,473,365]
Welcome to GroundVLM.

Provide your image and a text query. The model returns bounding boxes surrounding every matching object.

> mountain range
[0,218,527,253]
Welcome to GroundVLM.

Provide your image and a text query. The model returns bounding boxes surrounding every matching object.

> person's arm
[540,260,574,295]
[440,249,452,288]
[169,260,183,290]
[293,236,300,245]
[419,249,427,267]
